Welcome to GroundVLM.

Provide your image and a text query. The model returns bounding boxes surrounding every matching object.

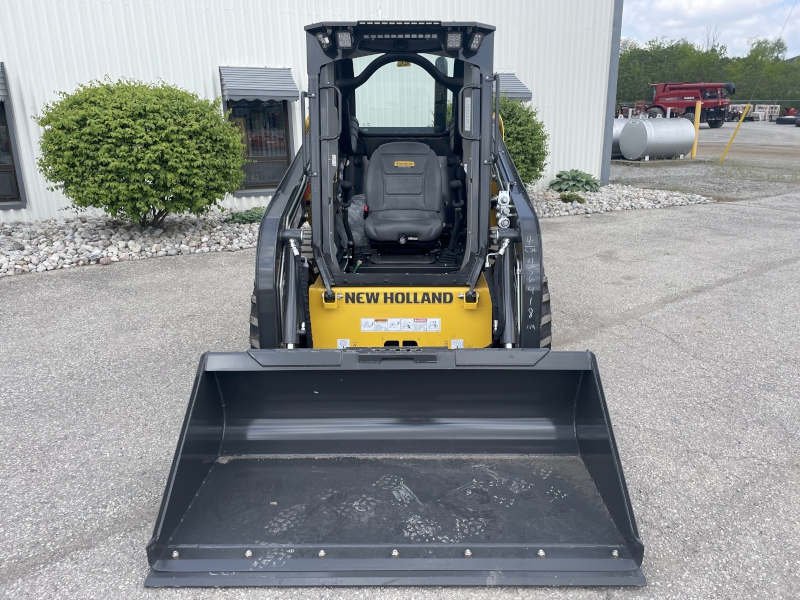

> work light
[336,30,353,49]
[445,32,462,50]
[468,32,483,51]
[316,32,332,49]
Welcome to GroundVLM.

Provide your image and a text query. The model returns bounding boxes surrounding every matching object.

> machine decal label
[345,292,453,304]
[361,318,441,332]
[394,161,415,168]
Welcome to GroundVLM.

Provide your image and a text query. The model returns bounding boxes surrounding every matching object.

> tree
[36,79,246,227]
[616,35,800,112]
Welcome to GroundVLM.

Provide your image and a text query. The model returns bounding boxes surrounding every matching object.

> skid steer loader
[146,21,645,587]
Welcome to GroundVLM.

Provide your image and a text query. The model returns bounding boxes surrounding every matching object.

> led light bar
[358,21,441,25]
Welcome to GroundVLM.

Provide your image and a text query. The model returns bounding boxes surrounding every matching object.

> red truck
[644,82,736,128]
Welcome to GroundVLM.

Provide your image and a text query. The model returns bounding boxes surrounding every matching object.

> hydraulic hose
[339,178,354,266]
[493,253,505,343]
[485,259,501,345]
[282,240,300,348]
[499,242,516,347]
[299,256,312,348]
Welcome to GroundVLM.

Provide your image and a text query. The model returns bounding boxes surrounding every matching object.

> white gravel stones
[0,212,260,278]
[524,184,713,219]
[1,186,713,278]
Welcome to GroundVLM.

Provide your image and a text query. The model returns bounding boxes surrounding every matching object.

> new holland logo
[345,292,454,304]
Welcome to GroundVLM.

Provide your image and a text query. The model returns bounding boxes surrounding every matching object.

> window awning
[497,72,532,102]
[0,63,8,100]
[219,67,299,102]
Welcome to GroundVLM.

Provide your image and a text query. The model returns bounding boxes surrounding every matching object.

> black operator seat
[363,142,444,243]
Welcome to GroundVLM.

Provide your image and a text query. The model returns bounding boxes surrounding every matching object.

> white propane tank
[611,119,627,158]
[619,118,696,161]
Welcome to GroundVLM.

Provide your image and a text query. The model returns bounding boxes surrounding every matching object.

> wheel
[646,107,665,118]
[682,112,695,122]
[540,274,552,349]
[249,284,260,349]
[708,120,724,129]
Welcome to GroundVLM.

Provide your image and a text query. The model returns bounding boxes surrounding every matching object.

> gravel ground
[611,159,800,202]
[612,120,800,201]
[0,212,259,278]
[526,184,711,218]
[1,192,798,599]
[3,186,712,279]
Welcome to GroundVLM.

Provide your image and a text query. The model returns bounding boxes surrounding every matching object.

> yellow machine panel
[308,275,492,349]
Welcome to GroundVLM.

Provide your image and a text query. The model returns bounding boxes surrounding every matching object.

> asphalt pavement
[1,193,798,599]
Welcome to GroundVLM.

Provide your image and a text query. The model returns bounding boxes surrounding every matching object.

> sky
[621,0,799,58]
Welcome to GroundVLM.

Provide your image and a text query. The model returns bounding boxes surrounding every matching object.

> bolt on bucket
[146,348,644,587]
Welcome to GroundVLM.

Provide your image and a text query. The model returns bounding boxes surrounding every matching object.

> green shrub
[549,169,600,193]
[36,79,246,227]
[559,191,584,204]
[226,207,266,224]
[499,96,549,183]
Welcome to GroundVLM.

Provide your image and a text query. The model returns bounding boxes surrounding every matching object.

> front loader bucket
[146,348,644,587]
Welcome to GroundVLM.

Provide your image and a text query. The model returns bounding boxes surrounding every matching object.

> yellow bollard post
[691,101,702,159]
[719,104,751,165]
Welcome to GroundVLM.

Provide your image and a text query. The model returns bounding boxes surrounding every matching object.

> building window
[229,99,291,189]
[0,101,21,204]
[0,62,25,210]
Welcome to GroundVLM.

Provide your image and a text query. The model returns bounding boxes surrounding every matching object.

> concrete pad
[1,195,798,599]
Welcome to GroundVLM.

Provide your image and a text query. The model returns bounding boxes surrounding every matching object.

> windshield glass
[353,53,454,132]
[647,86,656,103]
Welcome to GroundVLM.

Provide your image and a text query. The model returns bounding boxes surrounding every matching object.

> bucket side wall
[575,357,644,564]
[146,361,225,565]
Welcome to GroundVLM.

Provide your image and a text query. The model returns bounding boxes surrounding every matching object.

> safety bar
[300,91,313,176]
[319,84,343,141]
[458,84,481,141]
[492,73,500,164]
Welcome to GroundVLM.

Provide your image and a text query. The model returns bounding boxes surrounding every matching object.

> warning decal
[361,318,441,332]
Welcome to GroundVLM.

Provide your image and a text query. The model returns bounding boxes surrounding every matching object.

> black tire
[796,119,800,127]
[540,274,552,349]
[708,120,724,129]
[682,112,695,122]
[646,107,665,119]
[776,115,798,125]
[249,285,260,349]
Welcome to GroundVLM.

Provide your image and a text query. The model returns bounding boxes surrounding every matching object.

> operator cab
[328,52,469,274]
[301,22,499,284]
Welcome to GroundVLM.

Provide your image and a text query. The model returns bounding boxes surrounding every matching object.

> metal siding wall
[0,0,614,222]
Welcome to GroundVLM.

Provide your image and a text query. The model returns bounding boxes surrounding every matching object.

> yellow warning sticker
[394,161,415,168]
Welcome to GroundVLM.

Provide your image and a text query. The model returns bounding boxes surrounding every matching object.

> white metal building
[0,0,622,223]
